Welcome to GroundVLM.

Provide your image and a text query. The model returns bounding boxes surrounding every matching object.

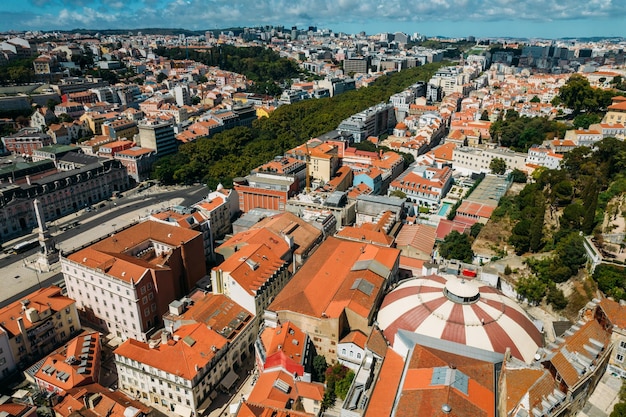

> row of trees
[152,62,446,188]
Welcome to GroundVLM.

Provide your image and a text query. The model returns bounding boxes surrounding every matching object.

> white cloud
[6,0,626,33]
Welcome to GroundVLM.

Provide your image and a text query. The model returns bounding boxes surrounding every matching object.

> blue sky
[1,0,625,39]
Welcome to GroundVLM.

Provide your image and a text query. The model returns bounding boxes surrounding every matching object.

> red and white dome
[377,274,542,363]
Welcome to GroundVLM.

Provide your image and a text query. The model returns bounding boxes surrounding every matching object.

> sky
[1,0,625,39]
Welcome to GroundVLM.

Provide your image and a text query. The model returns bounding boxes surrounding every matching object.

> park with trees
[151,62,445,188]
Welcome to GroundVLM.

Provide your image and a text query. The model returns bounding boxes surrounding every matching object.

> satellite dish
[442,404,452,414]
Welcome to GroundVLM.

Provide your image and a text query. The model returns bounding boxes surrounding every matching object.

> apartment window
[620,341,626,350]
[617,354,624,363]
[142,296,148,304]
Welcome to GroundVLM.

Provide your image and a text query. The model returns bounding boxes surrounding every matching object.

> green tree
[490,157,507,175]
[561,203,584,230]
[516,275,546,305]
[46,99,59,111]
[470,222,484,238]
[555,232,587,272]
[480,110,490,121]
[530,95,541,103]
[611,403,626,417]
[156,72,168,83]
[593,264,626,300]
[558,74,596,114]
[510,219,531,255]
[312,355,328,382]
[58,113,73,123]
[573,113,601,129]
[335,370,355,400]
[547,285,568,310]
[582,178,599,234]
[439,231,474,263]
[389,190,406,199]
[509,169,527,183]
[529,198,545,253]
[558,73,616,114]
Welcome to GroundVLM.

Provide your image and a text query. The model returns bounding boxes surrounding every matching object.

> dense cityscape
[0,22,625,417]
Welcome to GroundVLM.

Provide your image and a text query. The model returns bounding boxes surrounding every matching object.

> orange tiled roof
[0,286,74,337]
[114,323,227,381]
[395,223,437,255]
[547,319,610,388]
[335,223,394,246]
[260,321,307,366]
[215,243,287,295]
[35,332,101,392]
[339,329,368,349]
[433,143,456,161]
[167,292,253,338]
[364,349,403,417]
[268,237,399,320]
[251,212,322,257]
[67,220,201,283]
[217,228,291,260]
[597,298,626,329]
[237,401,313,417]
[501,367,547,413]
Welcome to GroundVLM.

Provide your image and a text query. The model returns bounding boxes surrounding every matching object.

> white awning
[221,369,239,390]
[174,404,192,417]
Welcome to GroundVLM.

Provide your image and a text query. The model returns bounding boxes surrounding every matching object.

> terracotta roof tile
[364,349,404,417]
[114,323,227,381]
[0,286,74,337]
[597,298,626,329]
[268,237,399,319]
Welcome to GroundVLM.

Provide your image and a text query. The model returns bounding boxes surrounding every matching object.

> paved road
[0,184,207,308]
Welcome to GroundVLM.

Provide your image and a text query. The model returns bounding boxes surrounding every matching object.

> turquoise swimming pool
[437,202,452,216]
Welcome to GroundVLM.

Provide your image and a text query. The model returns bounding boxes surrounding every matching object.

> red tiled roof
[395,223,437,256]
[456,201,496,218]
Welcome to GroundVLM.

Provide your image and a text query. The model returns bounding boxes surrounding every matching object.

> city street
[0,184,208,308]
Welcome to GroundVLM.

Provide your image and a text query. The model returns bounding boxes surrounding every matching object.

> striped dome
[377,274,542,363]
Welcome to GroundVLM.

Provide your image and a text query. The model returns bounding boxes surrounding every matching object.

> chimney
[161,330,171,344]
[16,317,31,355]
[26,175,31,185]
